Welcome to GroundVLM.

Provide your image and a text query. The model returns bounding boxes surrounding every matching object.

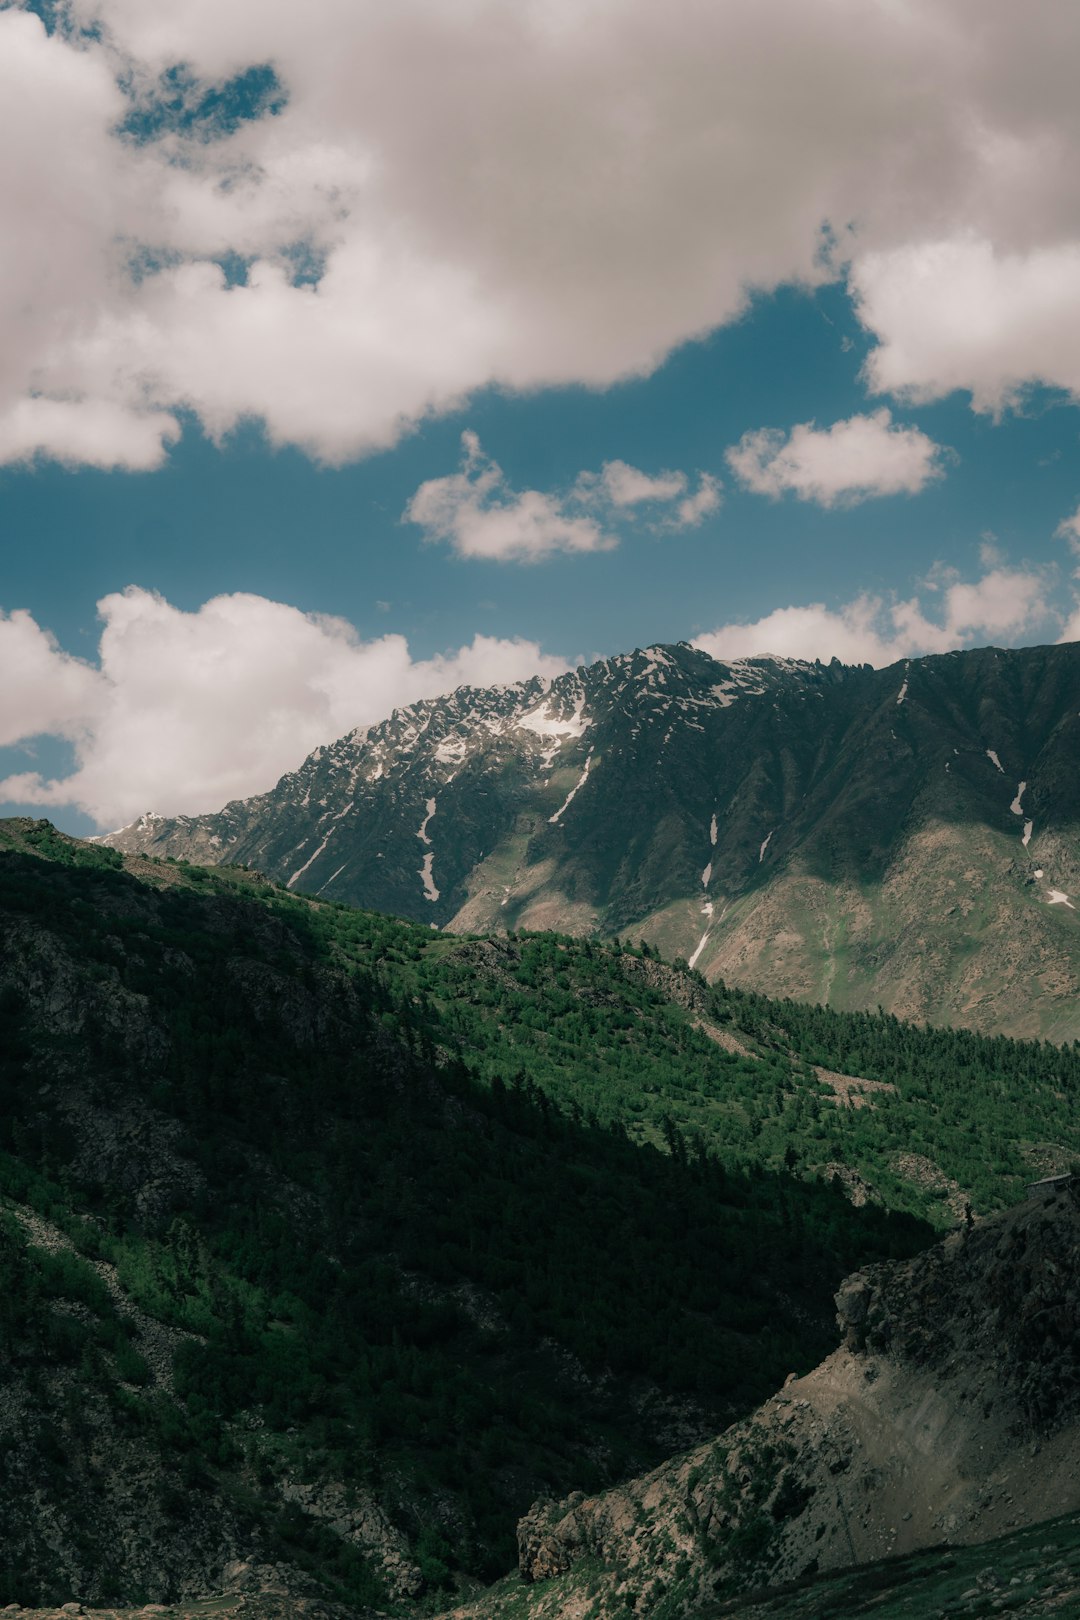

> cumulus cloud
[671,474,723,529]
[0,397,181,472]
[695,564,1052,666]
[0,588,570,826]
[574,462,722,529]
[1055,503,1080,555]
[854,237,1080,411]
[588,462,689,508]
[5,0,1080,465]
[404,432,615,563]
[0,611,101,743]
[725,410,947,506]
[404,433,716,560]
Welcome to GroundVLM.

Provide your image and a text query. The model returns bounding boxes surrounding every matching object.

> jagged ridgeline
[102,639,1080,1041]
[0,821,1077,1606]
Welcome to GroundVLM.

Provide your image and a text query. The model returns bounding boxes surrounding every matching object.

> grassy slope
[375,928,1080,1230]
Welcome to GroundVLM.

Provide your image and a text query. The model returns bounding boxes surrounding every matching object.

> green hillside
[0,821,927,1606]
[1,819,1077,1606]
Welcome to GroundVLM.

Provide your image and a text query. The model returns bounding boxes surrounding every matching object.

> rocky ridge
[503,1179,1080,1619]
[102,640,1080,1039]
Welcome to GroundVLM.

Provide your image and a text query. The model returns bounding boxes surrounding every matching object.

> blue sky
[3,0,1080,832]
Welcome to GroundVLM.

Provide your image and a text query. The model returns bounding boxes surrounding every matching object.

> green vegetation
[286,902,1079,1227]
[0,831,930,1601]
[0,819,1077,1605]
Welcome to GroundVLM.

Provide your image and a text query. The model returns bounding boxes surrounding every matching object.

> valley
[9,2,1080,1610]
[1,818,1077,1614]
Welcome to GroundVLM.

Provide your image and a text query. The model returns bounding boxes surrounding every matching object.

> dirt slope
[505,1180,1080,1618]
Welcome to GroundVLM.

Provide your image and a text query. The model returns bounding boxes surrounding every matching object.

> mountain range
[104,639,1080,1040]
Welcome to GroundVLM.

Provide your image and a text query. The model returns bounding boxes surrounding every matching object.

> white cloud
[1055,503,1080,555]
[854,237,1080,411]
[576,462,722,529]
[0,611,101,744]
[0,397,180,471]
[725,409,946,507]
[404,433,715,560]
[671,474,723,529]
[695,564,1051,666]
[1054,506,1080,640]
[0,587,570,826]
[5,1,1080,465]
[591,461,688,508]
[405,432,614,563]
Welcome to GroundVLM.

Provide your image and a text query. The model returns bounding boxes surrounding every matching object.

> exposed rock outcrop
[513,1182,1080,1617]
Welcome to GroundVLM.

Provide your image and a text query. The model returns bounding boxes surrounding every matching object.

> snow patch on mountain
[287,829,335,890]
[419,851,440,903]
[417,798,437,845]
[319,861,349,894]
[549,749,594,825]
[689,898,725,971]
[518,695,590,742]
[987,749,1004,773]
[708,658,783,708]
[433,736,469,766]
[1010,782,1027,815]
[759,830,774,863]
[286,798,355,890]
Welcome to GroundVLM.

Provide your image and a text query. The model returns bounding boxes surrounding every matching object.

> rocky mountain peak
[102,638,1080,1039]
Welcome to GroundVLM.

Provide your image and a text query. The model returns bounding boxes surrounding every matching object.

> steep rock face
[103,641,1080,1037]
[510,1182,1080,1619]
[103,645,821,930]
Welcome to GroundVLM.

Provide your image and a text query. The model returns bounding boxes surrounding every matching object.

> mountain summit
[104,640,1080,1038]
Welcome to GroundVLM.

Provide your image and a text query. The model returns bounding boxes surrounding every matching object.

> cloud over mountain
[695,564,1052,665]
[4,0,1080,467]
[0,588,569,825]
[404,433,615,563]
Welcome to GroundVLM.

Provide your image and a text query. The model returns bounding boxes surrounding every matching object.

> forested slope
[1,819,1077,1607]
[0,820,928,1608]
